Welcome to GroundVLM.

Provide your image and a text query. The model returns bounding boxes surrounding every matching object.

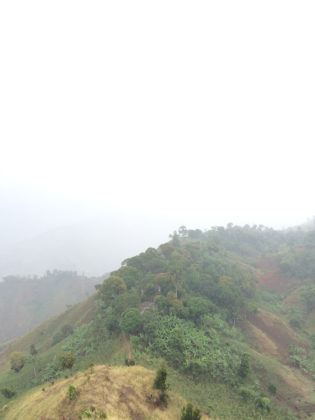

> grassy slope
[0,274,98,346]
[0,295,96,376]
[1,365,212,420]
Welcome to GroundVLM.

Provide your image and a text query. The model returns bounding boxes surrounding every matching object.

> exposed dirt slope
[247,309,315,417]
[256,258,294,293]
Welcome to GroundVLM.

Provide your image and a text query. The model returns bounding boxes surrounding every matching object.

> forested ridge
[0,225,314,419]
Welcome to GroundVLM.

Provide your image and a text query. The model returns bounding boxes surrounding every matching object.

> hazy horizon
[1,1,315,276]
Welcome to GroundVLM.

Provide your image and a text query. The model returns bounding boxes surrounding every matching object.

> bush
[153,364,168,407]
[153,364,167,392]
[238,386,256,402]
[10,352,26,373]
[68,385,78,400]
[58,351,76,376]
[124,358,135,366]
[268,383,277,395]
[51,324,74,346]
[289,318,301,329]
[104,314,120,333]
[1,388,16,399]
[180,403,202,420]
[238,353,250,378]
[255,397,271,412]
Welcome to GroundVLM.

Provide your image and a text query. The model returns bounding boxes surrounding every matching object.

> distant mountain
[0,270,98,345]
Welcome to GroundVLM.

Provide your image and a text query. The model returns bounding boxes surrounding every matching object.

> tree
[98,276,126,304]
[114,266,141,289]
[153,363,168,392]
[180,403,202,420]
[30,344,38,356]
[120,308,142,334]
[58,351,76,376]
[104,313,120,334]
[10,352,25,373]
[153,363,168,406]
[238,352,250,378]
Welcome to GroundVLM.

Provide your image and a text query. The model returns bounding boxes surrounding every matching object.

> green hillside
[0,225,314,419]
[0,271,98,346]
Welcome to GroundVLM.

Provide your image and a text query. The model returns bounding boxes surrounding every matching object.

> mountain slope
[0,271,98,345]
[0,225,314,419]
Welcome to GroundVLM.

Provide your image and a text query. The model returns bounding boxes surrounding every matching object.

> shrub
[153,363,168,407]
[180,403,202,420]
[238,353,250,378]
[10,352,26,373]
[238,386,256,402]
[255,397,271,412]
[30,344,38,356]
[1,388,16,399]
[289,318,301,329]
[153,364,167,392]
[104,314,120,333]
[58,351,76,376]
[68,385,78,400]
[124,358,135,366]
[268,383,277,395]
[51,324,74,346]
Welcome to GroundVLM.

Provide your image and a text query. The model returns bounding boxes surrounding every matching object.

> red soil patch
[256,257,292,294]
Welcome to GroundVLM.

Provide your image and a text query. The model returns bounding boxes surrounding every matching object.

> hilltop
[0,225,314,419]
[2,365,210,420]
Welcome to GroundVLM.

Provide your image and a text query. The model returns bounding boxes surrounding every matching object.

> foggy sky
[1,1,315,259]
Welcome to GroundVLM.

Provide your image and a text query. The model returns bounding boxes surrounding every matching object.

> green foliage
[68,384,78,400]
[255,396,271,412]
[113,266,141,289]
[58,351,76,375]
[153,364,168,392]
[98,276,126,304]
[289,318,301,329]
[112,292,140,315]
[238,353,250,378]
[1,388,16,399]
[124,358,135,366]
[30,344,38,356]
[104,313,120,333]
[238,386,257,402]
[153,363,168,407]
[180,403,202,420]
[268,384,277,395]
[142,313,240,382]
[120,308,142,334]
[10,352,26,373]
[183,297,214,324]
[301,286,315,312]
[51,324,74,346]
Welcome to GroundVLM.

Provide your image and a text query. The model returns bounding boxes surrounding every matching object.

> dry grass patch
[4,365,212,420]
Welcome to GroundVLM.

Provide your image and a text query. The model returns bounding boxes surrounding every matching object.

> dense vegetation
[0,224,315,419]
